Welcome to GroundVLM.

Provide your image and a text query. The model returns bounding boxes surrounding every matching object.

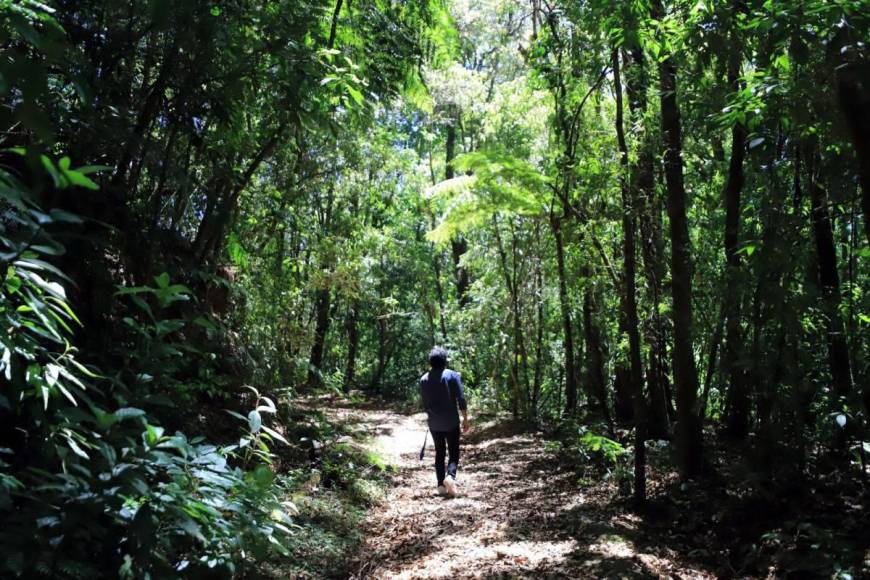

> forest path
[326,403,713,579]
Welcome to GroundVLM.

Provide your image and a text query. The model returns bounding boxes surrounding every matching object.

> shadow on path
[333,406,717,579]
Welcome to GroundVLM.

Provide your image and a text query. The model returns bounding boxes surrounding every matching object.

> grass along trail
[332,402,712,579]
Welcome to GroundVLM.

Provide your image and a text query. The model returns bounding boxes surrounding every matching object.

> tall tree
[653,0,704,477]
[721,4,750,439]
[805,141,855,419]
[613,47,647,502]
[552,215,578,415]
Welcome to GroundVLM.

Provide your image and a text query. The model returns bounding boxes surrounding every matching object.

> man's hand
[461,409,470,433]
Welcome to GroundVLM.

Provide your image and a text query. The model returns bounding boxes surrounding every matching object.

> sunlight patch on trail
[330,403,717,579]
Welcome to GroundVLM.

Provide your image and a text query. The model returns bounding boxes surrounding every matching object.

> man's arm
[454,372,469,432]
[420,376,430,414]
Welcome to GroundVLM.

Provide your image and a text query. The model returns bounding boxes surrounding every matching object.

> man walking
[420,346,469,497]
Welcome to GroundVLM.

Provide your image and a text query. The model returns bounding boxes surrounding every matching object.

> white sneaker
[444,475,458,497]
[437,485,448,496]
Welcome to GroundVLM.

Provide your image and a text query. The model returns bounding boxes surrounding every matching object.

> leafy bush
[0,158,293,578]
[578,431,627,466]
[115,272,235,406]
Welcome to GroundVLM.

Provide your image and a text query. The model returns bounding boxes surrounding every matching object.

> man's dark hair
[428,346,448,369]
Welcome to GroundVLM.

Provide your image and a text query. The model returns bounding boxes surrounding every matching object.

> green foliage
[114,273,235,404]
[3,0,870,574]
[0,155,292,578]
[578,430,627,467]
[427,149,551,244]
[225,385,290,466]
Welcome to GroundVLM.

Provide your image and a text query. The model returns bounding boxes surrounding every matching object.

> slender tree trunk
[699,306,724,425]
[147,123,179,238]
[836,59,870,248]
[613,370,633,423]
[432,251,449,342]
[583,283,612,430]
[445,117,470,306]
[327,0,343,50]
[614,47,646,502]
[532,251,545,416]
[721,20,750,440]
[511,225,532,407]
[551,217,577,415]
[613,49,646,397]
[805,142,855,408]
[307,287,331,390]
[751,140,791,442]
[343,303,359,392]
[110,36,178,192]
[655,10,704,476]
[369,318,390,392]
[169,136,196,233]
[627,45,671,439]
[494,217,527,417]
[426,157,450,343]
[193,124,286,265]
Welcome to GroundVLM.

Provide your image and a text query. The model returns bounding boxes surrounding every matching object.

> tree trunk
[613,47,646,502]
[307,287,331,390]
[193,124,286,265]
[699,305,724,425]
[583,283,612,430]
[327,0,343,50]
[655,11,704,476]
[343,302,359,392]
[494,217,528,417]
[805,142,855,407]
[721,17,750,440]
[532,251,545,416]
[432,250,449,342]
[445,117,470,306]
[369,317,390,392]
[835,59,870,248]
[614,368,634,423]
[627,45,671,440]
[426,162,450,343]
[551,217,577,415]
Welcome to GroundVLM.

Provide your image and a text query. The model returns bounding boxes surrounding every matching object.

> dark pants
[432,427,460,485]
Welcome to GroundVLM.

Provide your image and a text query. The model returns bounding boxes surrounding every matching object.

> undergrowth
[259,417,393,579]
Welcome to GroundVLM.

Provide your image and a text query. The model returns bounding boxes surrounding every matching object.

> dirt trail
[331,404,713,579]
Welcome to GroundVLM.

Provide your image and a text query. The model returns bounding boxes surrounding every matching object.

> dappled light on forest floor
[332,404,715,579]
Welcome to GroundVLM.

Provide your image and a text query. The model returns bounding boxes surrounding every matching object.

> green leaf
[224,409,248,422]
[40,155,65,188]
[115,407,146,422]
[248,410,262,433]
[144,424,165,447]
[256,396,277,414]
[252,464,273,489]
[346,84,365,106]
[738,244,756,257]
[66,437,90,459]
[178,517,206,543]
[261,425,288,445]
[62,169,100,190]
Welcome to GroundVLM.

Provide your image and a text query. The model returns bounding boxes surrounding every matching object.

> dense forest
[1,0,868,577]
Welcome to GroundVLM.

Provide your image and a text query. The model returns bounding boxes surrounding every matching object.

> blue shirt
[420,368,467,432]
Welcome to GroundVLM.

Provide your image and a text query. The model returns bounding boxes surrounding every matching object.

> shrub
[0,157,293,578]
